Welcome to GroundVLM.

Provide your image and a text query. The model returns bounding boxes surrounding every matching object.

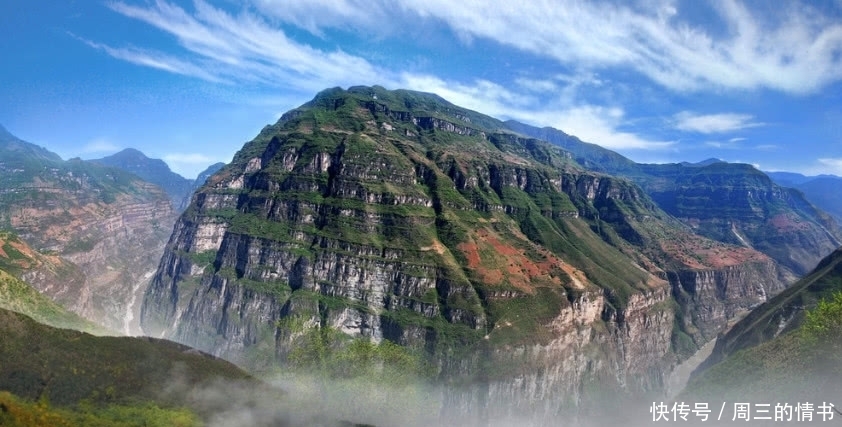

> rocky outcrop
[141,86,785,419]
[669,259,783,343]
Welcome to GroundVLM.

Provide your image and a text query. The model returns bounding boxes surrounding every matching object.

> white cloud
[537,105,674,150]
[90,0,680,152]
[674,112,762,134]
[816,158,842,175]
[162,153,222,178]
[163,153,215,164]
[76,35,225,83]
[82,137,121,154]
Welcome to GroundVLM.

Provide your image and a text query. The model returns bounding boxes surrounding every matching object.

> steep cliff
[768,171,842,223]
[141,86,783,418]
[0,131,178,333]
[694,246,842,375]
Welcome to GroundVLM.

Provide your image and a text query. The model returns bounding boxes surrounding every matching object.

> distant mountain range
[505,121,842,278]
[0,128,178,332]
[766,171,842,222]
[92,148,224,211]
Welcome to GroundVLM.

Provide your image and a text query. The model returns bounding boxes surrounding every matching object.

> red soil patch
[457,227,587,293]
[660,236,769,270]
[768,214,809,232]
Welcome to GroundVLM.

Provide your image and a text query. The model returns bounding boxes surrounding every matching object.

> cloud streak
[104,0,386,91]
[674,112,763,134]
[255,0,842,94]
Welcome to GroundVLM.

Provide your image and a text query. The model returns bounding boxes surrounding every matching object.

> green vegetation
[684,291,842,402]
[0,269,101,334]
[0,392,198,427]
[0,308,255,408]
[286,322,433,383]
[802,290,842,351]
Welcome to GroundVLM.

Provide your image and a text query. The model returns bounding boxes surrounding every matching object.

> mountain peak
[110,147,149,159]
[689,157,725,166]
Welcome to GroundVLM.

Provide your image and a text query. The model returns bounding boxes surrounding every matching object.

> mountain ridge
[92,148,195,211]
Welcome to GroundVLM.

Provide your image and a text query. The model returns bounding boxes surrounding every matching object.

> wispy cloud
[82,137,121,154]
[102,0,386,91]
[674,112,763,134]
[256,0,842,94]
[162,152,222,177]
[398,74,672,150]
[77,35,225,83]
[816,158,842,175]
[90,0,766,153]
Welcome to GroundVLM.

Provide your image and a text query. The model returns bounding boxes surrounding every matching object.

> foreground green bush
[0,391,199,427]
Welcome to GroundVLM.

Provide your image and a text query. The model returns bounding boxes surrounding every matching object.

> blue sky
[2,0,842,178]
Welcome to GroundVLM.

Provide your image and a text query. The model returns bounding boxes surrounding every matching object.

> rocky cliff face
[0,134,177,333]
[694,246,842,376]
[141,86,784,417]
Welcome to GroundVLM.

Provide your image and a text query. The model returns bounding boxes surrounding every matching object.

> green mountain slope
[0,231,99,333]
[507,121,842,278]
[0,268,100,334]
[0,307,260,419]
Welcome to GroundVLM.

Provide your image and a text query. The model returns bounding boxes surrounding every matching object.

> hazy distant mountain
[93,148,194,211]
[0,128,177,332]
[767,171,842,222]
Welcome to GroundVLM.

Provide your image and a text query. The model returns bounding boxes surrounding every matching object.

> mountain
[92,148,194,211]
[140,86,785,421]
[684,247,842,403]
[507,121,842,279]
[767,171,842,223]
[0,130,178,333]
